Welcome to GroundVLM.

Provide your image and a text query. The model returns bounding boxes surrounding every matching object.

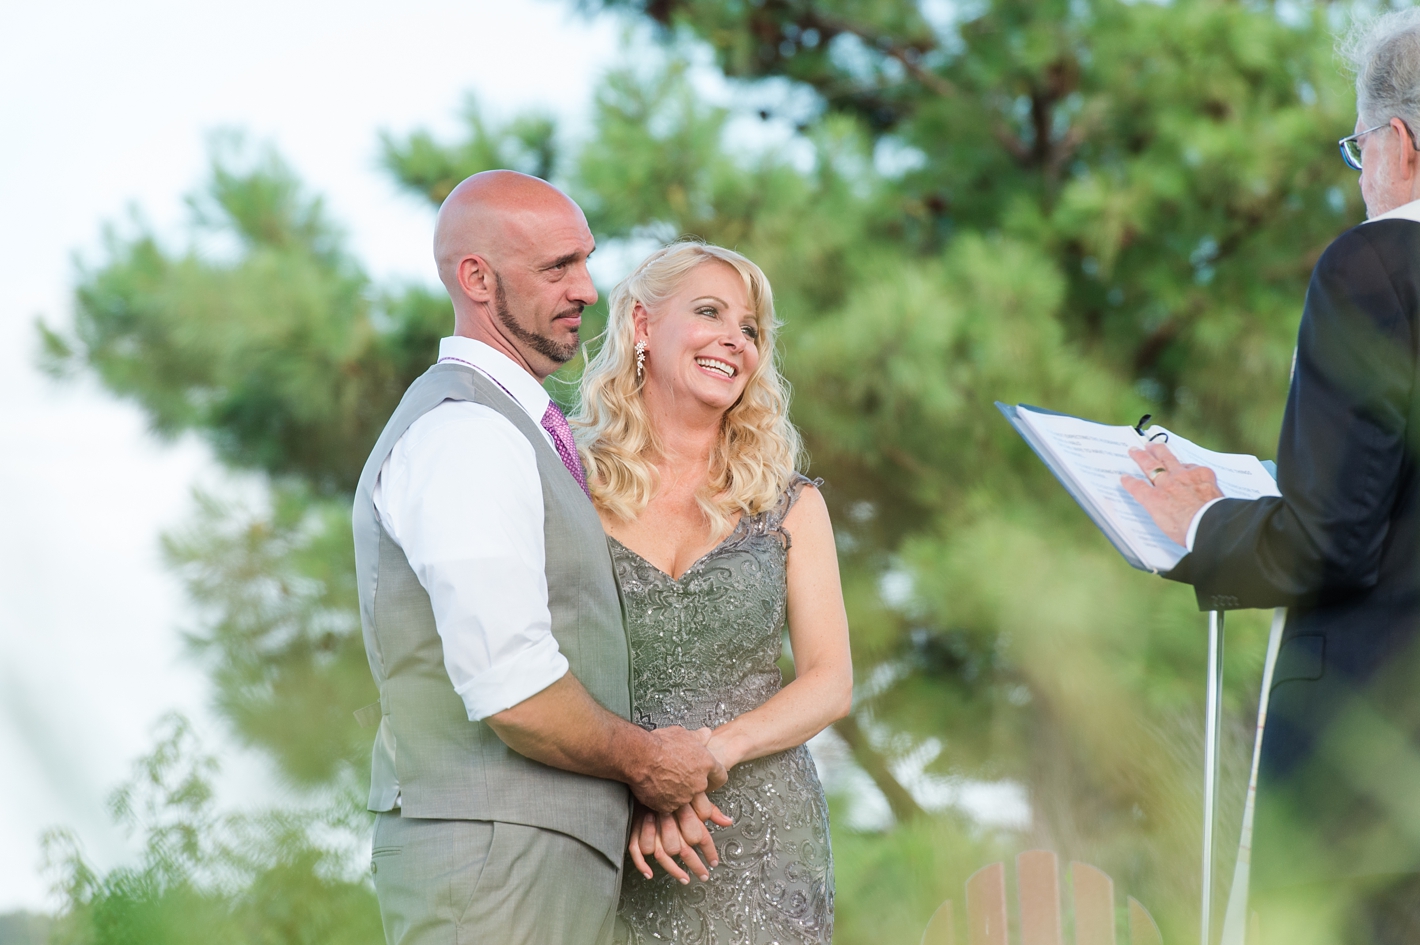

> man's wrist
[1185,497,1226,551]
[608,720,656,787]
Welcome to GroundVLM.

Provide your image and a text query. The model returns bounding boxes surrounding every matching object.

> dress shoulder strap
[763,472,823,548]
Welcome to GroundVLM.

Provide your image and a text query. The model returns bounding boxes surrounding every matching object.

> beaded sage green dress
[610,475,834,945]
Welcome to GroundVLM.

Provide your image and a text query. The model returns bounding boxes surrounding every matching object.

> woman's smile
[694,356,737,379]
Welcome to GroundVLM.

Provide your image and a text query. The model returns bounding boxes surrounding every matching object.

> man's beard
[495,276,579,365]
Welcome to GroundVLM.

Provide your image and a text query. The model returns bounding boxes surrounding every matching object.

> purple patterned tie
[540,400,590,498]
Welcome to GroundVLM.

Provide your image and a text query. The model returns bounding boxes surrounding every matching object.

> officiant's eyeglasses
[1339,119,1420,170]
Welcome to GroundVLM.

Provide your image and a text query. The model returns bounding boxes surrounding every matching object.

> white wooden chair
[921,850,1164,945]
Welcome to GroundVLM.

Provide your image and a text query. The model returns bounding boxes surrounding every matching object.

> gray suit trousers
[371,811,623,945]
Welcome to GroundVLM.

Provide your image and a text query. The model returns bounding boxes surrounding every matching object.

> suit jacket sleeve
[1166,223,1415,611]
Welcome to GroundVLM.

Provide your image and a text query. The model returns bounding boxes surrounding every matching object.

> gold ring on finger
[1147,466,1167,483]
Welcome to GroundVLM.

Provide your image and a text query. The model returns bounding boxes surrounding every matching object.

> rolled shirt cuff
[1185,497,1226,552]
[454,633,571,721]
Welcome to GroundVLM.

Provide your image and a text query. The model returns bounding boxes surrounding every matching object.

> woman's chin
[697,386,745,414]
[659,376,743,413]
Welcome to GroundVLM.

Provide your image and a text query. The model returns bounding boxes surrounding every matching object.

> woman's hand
[627,797,733,883]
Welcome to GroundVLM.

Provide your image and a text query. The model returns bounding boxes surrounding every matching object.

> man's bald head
[434,170,586,293]
[432,170,598,380]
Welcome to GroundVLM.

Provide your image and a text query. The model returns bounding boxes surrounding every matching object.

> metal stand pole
[1220,608,1288,945]
[1202,610,1226,945]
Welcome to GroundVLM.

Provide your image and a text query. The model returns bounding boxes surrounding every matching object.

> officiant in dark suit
[1124,11,1420,942]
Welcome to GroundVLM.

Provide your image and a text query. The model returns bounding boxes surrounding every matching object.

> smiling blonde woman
[573,241,853,945]
[576,242,801,536]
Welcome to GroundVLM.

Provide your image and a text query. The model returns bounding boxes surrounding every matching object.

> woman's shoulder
[789,471,822,500]
[776,470,820,508]
[762,472,823,535]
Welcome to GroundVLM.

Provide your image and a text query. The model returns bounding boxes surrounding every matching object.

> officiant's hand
[1122,442,1223,547]
[628,797,734,883]
[629,726,728,812]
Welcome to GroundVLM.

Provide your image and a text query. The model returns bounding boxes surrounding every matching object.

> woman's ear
[632,301,650,342]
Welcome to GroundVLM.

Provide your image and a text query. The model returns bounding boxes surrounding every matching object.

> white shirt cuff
[454,634,570,721]
[1185,498,1226,552]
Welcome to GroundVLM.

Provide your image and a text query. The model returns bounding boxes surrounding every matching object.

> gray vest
[352,362,632,863]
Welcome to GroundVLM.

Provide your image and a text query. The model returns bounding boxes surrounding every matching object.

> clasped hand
[627,726,734,883]
[628,795,734,883]
[629,725,728,811]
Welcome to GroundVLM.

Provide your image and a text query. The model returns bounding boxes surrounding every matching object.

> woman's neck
[645,395,721,487]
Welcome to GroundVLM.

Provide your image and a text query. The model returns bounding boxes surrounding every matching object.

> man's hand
[485,676,732,813]
[626,726,728,812]
[485,675,727,808]
[1121,442,1224,546]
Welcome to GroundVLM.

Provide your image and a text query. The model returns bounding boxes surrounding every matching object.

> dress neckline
[607,516,750,583]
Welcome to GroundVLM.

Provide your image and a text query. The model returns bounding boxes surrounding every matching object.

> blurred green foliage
[41,1,1373,942]
[43,715,381,945]
[162,488,371,786]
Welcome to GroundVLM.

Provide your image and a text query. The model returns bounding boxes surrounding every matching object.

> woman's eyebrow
[691,295,729,308]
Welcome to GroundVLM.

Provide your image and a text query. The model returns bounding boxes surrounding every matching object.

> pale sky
[0,0,623,912]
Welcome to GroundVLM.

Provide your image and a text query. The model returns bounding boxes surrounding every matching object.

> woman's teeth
[695,358,735,377]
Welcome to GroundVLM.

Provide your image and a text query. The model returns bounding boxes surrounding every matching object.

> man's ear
[458,254,497,303]
[1394,118,1420,182]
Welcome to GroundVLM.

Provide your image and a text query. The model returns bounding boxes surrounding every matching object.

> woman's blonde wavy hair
[572,241,803,537]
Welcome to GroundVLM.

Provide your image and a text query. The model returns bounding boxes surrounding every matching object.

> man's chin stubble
[525,321,579,365]
[495,289,579,364]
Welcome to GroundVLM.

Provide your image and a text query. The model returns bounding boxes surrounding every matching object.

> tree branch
[818,14,959,99]
[809,10,1033,160]
[833,713,928,822]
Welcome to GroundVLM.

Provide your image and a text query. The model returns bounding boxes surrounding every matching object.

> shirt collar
[437,336,550,423]
[1366,197,1420,225]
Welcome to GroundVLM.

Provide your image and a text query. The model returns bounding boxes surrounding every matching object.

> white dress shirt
[372,336,569,721]
[1366,196,1420,224]
[1184,199,1420,551]
[1185,497,1224,552]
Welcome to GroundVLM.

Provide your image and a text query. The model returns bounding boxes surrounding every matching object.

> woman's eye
[741,324,759,341]
[697,306,717,317]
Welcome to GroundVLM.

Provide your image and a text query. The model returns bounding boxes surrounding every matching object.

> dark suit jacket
[1167,219,1420,888]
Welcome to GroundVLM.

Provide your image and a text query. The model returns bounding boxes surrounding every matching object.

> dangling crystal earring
[635,340,647,378]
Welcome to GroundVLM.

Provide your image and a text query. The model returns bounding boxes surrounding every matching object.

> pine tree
[42,3,1368,940]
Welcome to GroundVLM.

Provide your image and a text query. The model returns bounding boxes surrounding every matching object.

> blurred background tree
[38,1,1367,942]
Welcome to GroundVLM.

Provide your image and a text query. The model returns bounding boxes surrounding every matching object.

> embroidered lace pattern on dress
[611,475,833,945]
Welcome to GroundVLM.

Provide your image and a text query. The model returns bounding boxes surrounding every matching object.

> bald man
[352,172,726,945]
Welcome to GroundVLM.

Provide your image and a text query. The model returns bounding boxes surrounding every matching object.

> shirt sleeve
[1185,498,1225,552]
[373,401,568,720]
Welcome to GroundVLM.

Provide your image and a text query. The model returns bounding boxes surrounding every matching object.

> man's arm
[486,672,727,812]
[1132,225,1414,610]
[381,404,725,808]
[378,404,572,718]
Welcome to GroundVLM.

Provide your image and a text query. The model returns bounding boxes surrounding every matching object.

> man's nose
[570,263,598,306]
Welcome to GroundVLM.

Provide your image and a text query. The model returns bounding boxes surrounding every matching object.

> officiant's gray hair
[1344,8,1420,128]
[571,240,803,537]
